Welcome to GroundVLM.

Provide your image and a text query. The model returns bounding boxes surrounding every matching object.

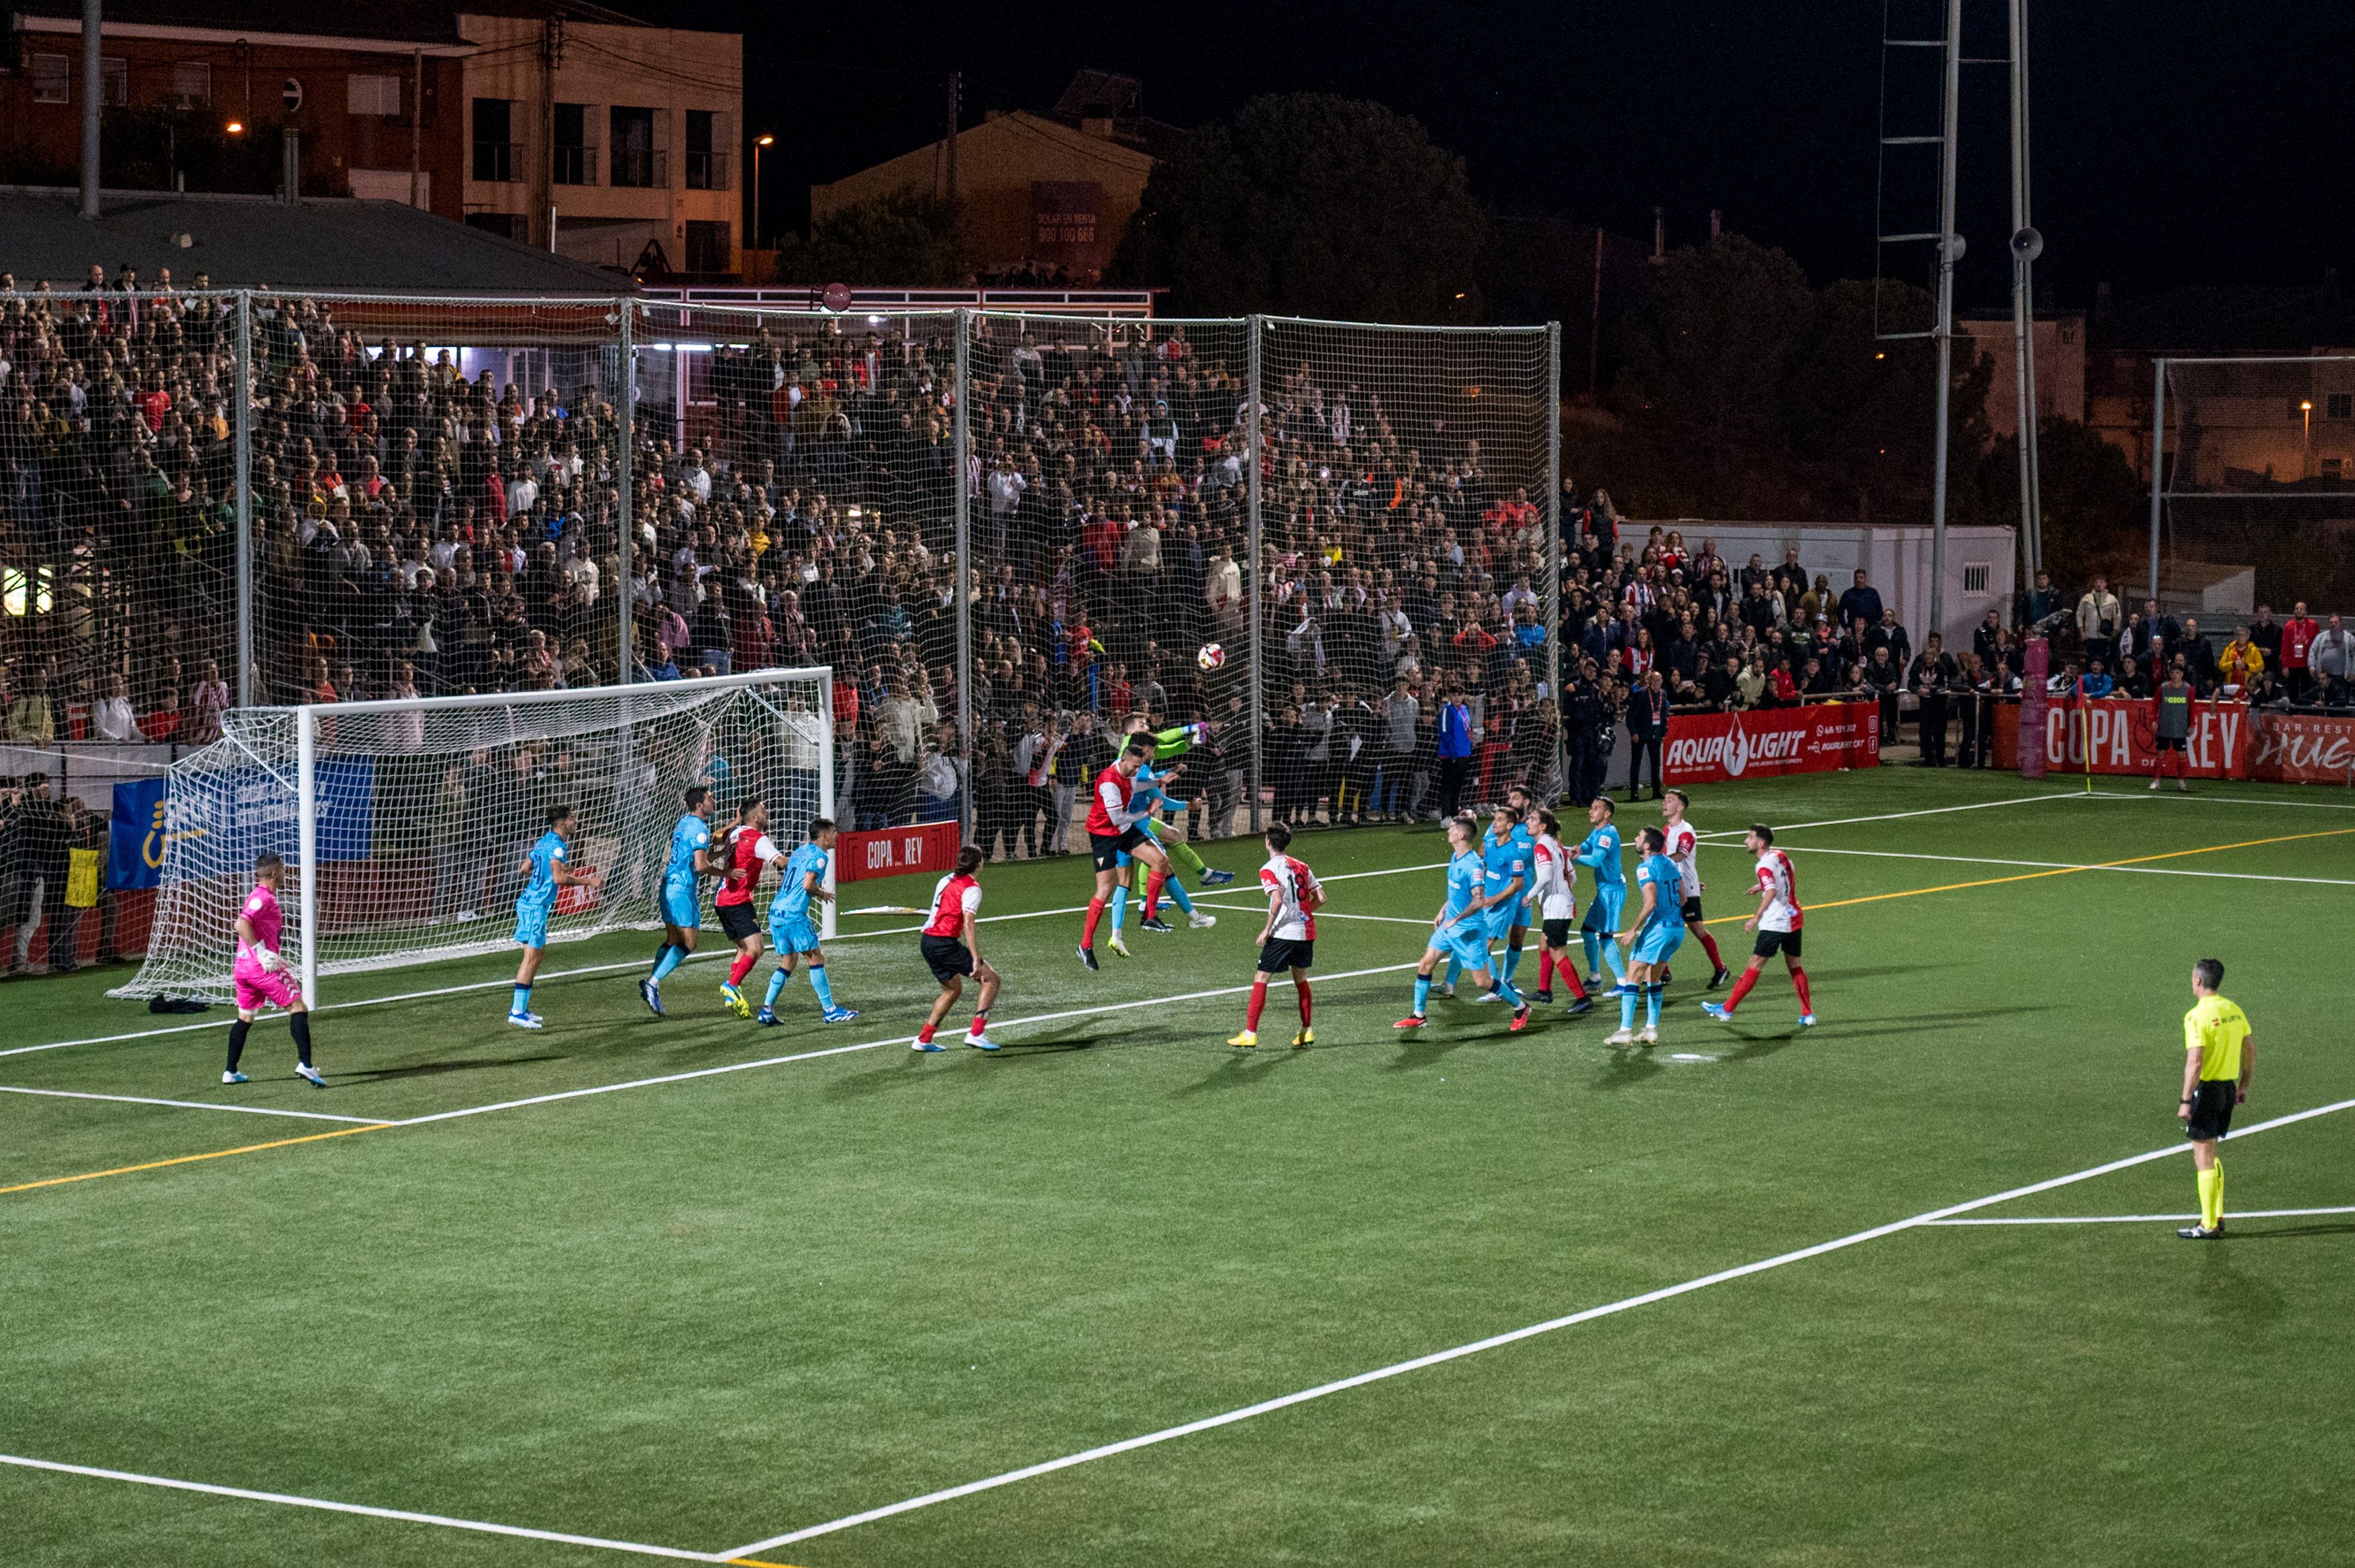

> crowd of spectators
[6,273,2354,887]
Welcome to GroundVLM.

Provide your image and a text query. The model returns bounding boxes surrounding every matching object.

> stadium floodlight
[113,668,836,1008]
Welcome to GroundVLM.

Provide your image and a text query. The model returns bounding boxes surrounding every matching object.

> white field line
[0,785,2240,1063]
[23,1096,2352,1563]
[1703,842,2355,888]
[389,959,1434,1129]
[0,1086,386,1125]
[0,1453,715,1562]
[1923,1206,2355,1226]
[724,1094,2355,1557]
[2082,790,2355,811]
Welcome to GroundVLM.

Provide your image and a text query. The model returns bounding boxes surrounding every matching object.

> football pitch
[3,770,2351,1567]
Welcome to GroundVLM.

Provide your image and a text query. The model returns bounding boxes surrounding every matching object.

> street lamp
[2303,399,2315,477]
[753,134,774,252]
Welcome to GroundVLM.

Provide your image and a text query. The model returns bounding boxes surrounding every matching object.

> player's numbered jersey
[667,813,711,882]
[1260,854,1321,941]
[1664,821,1702,898]
[925,872,983,938]
[1753,849,1803,932]
[770,843,829,921]
[1636,853,1682,928]
[519,831,567,910]
[1580,824,1625,886]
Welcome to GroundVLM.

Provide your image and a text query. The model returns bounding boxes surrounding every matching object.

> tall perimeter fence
[0,291,1561,851]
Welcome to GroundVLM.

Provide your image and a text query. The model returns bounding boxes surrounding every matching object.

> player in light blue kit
[1609,825,1686,1046]
[758,817,856,1025]
[1395,814,1531,1031]
[642,784,717,1016]
[1449,788,1540,994]
[509,803,601,1029]
[1574,796,1629,992]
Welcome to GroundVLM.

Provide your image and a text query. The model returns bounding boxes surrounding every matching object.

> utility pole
[945,70,961,209]
[1926,0,1964,647]
[536,17,562,248]
[2007,0,2045,578]
[79,0,101,218]
[409,48,423,209]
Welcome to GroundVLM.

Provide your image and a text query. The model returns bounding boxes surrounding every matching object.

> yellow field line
[1738,825,2355,922]
[728,1559,803,1567]
[0,1122,392,1196]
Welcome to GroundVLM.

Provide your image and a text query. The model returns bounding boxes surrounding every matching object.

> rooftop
[0,189,635,295]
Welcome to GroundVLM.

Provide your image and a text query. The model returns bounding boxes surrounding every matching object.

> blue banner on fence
[108,777,168,890]
[156,760,377,883]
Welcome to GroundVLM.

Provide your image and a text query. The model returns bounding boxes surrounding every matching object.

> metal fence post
[2147,358,2166,609]
[1545,320,1563,800]
[615,297,635,684]
[1246,313,1264,835]
[954,307,974,843]
[234,289,254,709]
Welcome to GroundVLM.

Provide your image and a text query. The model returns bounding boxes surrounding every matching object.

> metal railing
[684,150,729,191]
[471,142,523,183]
[609,147,667,189]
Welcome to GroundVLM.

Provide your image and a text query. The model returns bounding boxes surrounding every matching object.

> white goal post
[112,668,836,1006]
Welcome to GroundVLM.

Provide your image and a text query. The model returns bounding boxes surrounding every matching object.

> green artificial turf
[2,770,2350,1567]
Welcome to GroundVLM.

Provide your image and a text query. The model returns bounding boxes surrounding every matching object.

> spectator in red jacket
[2280,601,2319,706]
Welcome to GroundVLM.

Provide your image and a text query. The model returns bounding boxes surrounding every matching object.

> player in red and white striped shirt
[1077,739,1171,970]
[914,845,1000,1051]
[1701,823,1816,1027]
[1229,823,1323,1049]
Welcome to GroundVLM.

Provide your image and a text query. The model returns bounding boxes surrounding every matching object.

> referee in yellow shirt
[2177,957,2255,1239]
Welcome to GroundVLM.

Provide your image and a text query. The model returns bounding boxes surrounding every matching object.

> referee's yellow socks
[2197,1163,2224,1231]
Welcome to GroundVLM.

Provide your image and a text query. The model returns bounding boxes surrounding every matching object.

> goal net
[111,668,834,1005]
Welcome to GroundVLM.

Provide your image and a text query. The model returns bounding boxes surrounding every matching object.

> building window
[30,54,68,104]
[608,106,664,188]
[2328,393,2352,421]
[102,56,126,105]
[1962,562,1991,596]
[684,219,732,273]
[552,102,595,186]
[464,212,525,242]
[170,60,210,107]
[683,109,728,190]
[2323,457,2346,480]
[349,74,403,117]
[473,98,519,182]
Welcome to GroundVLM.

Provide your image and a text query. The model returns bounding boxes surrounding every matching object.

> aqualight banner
[1664,704,1878,786]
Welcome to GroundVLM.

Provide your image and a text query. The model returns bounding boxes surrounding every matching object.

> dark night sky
[688,0,2354,309]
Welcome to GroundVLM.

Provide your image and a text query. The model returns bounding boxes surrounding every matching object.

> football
[1197,643,1226,671]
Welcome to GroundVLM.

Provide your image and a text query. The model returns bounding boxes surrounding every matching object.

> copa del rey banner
[837,820,962,883]
[1664,704,1879,785]
[2036,698,2252,779]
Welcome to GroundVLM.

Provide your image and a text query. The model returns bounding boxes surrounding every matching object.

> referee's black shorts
[716,901,762,943]
[2186,1078,2237,1141]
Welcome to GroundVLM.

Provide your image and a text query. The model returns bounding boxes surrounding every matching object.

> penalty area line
[1923,1205,2355,1226]
[0,1085,385,1124]
[721,1094,2355,1557]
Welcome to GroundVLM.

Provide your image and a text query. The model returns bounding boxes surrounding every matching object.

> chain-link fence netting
[1256,319,1557,825]
[2159,356,2355,629]
[0,289,1560,857]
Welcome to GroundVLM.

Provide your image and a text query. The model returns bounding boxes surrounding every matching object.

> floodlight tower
[2008,0,2045,577]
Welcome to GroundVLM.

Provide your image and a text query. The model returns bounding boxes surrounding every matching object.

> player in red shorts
[914,845,1001,1052]
[223,851,324,1087]
[1229,823,1323,1048]
[1701,823,1815,1027]
[1076,739,1171,970]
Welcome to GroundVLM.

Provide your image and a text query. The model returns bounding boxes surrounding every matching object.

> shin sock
[1722,967,1761,1012]
[728,950,758,986]
[511,984,532,1016]
[1246,981,1268,1031]
[1791,966,1813,1014]
[1412,974,1433,1014]
[290,1012,313,1067]
[1170,839,1209,878]
[1082,898,1106,947]
[1501,944,1524,985]
[1696,928,1726,970]
[1644,984,1663,1029]
[1164,877,1197,916]
[1296,981,1313,1027]
[651,944,687,984]
[226,1020,252,1073]
[649,941,673,974]
[1444,955,1463,988]
[1109,884,1130,935]
[1144,872,1164,920]
[808,964,838,1010]
[1581,930,1603,976]
[764,966,792,1009]
[1601,939,1629,986]
[1619,986,1640,1030]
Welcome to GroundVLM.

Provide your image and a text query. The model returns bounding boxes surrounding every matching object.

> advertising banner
[160,760,377,882]
[108,776,167,890]
[1663,703,1878,786]
[838,820,962,883]
[2250,711,2355,786]
[2034,698,2252,780]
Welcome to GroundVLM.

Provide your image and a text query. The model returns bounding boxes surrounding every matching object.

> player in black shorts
[914,845,1001,1052]
[1228,824,1323,1049]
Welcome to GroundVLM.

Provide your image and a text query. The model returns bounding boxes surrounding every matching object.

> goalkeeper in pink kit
[224,851,324,1087]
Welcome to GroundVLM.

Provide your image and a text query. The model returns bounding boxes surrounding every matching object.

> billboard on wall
[1032,181,1103,266]
[2250,711,2355,785]
[838,821,961,883]
[2011,698,2254,780]
[1664,704,1878,786]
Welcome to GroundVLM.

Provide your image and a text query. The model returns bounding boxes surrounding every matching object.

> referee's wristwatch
[2180,1096,2193,1105]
